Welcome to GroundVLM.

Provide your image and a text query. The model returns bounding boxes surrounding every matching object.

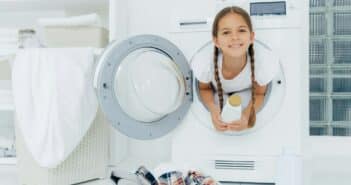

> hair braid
[248,44,256,128]
[213,47,224,111]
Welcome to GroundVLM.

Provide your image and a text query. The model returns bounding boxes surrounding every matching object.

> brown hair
[212,6,256,128]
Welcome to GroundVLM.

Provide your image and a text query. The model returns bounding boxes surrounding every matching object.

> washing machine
[95,0,305,184]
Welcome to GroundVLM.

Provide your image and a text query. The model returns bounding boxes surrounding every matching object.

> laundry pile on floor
[111,166,220,185]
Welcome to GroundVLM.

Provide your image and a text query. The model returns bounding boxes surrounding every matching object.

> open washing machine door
[94,35,193,140]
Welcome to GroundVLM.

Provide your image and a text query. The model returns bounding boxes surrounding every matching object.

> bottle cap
[228,95,241,106]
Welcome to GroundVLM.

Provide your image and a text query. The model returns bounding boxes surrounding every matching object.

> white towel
[38,13,101,27]
[12,48,98,168]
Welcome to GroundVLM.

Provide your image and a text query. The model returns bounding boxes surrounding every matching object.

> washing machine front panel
[95,35,193,140]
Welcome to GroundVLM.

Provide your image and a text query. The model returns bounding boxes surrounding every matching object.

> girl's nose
[231,33,239,40]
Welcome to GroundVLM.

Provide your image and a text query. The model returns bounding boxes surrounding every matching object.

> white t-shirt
[191,43,279,93]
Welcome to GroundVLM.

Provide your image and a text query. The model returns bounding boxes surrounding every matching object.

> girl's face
[213,13,254,58]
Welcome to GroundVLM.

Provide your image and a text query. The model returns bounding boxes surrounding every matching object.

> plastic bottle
[221,94,242,123]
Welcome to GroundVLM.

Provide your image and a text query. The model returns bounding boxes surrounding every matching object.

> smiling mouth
[228,44,243,48]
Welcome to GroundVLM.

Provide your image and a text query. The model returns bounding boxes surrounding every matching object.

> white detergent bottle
[221,94,242,123]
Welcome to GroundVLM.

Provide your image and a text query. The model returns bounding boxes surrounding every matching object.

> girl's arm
[198,82,227,131]
[198,82,217,113]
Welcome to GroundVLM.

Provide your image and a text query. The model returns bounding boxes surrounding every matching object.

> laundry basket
[15,109,109,185]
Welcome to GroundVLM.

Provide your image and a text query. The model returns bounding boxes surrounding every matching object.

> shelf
[0,157,16,165]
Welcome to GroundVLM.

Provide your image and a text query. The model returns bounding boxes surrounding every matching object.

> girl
[193,6,278,132]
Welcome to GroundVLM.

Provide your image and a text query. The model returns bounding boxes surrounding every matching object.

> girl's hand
[227,113,249,131]
[210,107,227,132]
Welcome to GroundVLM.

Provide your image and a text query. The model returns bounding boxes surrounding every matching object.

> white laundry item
[38,13,102,27]
[11,48,98,168]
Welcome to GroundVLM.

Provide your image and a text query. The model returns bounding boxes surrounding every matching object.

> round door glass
[94,35,192,140]
[114,48,186,122]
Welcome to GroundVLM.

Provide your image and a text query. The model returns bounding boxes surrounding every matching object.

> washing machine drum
[94,35,192,140]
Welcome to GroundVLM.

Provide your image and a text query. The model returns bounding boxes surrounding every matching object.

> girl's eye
[239,29,247,32]
[223,31,230,35]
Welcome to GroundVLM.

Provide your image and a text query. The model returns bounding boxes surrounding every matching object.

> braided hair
[212,6,256,128]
